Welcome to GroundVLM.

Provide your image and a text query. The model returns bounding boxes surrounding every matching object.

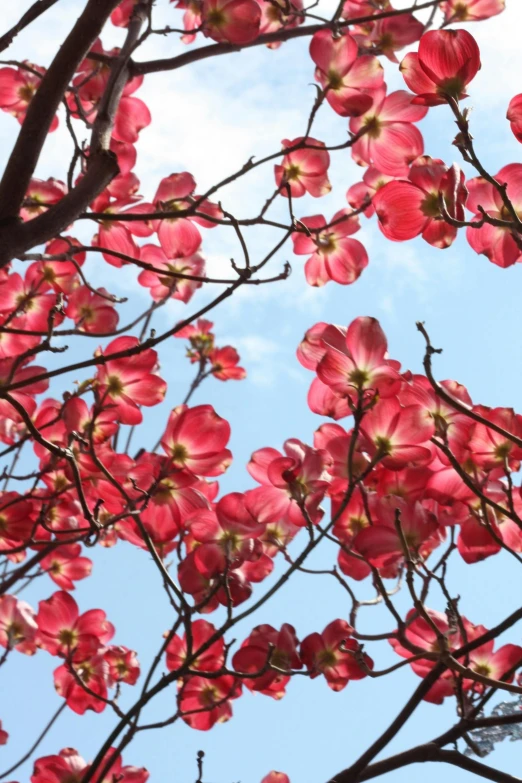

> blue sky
[1,2,522,782]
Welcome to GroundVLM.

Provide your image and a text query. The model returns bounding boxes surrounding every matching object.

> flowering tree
[1,1,522,782]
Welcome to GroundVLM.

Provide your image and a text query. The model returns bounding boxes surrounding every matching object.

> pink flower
[36,591,114,660]
[352,13,424,63]
[189,493,264,577]
[0,63,58,130]
[292,211,368,287]
[261,774,290,783]
[209,346,246,380]
[233,623,301,698]
[179,674,242,729]
[153,173,203,258]
[0,594,38,655]
[138,244,205,304]
[275,138,331,198]
[95,336,167,425]
[346,166,395,218]
[111,0,139,26]
[466,164,522,267]
[166,620,224,672]
[258,0,303,42]
[373,156,467,248]
[507,93,522,142]
[310,30,383,117]
[316,316,401,402]
[441,0,505,22]
[300,620,372,690]
[40,545,92,591]
[201,0,261,43]
[400,29,481,106]
[65,286,119,334]
[247,439,332,528]
[353,497,443,571]
[104,645,140,685]
[359,398,434,469]
[54,654,109,714]
[161,404,232,477]
[350,87,427,176]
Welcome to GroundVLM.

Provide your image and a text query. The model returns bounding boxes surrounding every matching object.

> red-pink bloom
[507,93,522,142]
[400,375,473,456]
[292,211,368,287]
[457,514,502,564]
[315,424,367,497]
[31,747,148,783]
[161,404,232,477]
[209,346,246,380]
[350,87,427,176]
[466,164,522,268]
[465,639,522,689]
[297,322,347,371]
[153,173,203,258]
[0,492,34,552]
[0,594,38,655]
[359,398,434,469]
[31,747,88,783]
[300,619,372,690]
[65,286,119,334]
[179,674,242,730]
[138,244,205,303]
[29,237,85,295]
[353,497,443,571]
[0,271,61,332]
[310,30,383,117]
[201,0,261,43]
[441,0,505,22]
[0,721,7,745]
[233,623,301,698]
[316,316,401,402]
[63,397,118,445]
[104,645,140,686]
[111,0,139,25]
[261,774,290,783]
[468,407,522,470]
[352,13,424,63]
[389,608,461,702]
[91,193,154,267]
[346,167,394,218]
[95,336,167,425]
[21,178,67,220]
[115,91,149,140]
[400,29,481,106]
[122,454,209,548]
[248,439,331,528]
[0,63,58,130]
[36,591,114,659]
[275,138,331,198]
[166,620,224,672]
[189,493,265,577]
[54,654,109,714]
[40,545,92,591]
[373,157,467,247]
[258,0,303,42]
[307,377,351,420]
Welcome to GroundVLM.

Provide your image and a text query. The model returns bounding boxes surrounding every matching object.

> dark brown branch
[0,0,121,228]
[355,744,521,783]
[0,0,61,54]
[132,1,443,76]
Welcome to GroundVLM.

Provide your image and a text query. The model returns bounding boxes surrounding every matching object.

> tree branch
[0,0,121,230]
[0,0,61,54]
